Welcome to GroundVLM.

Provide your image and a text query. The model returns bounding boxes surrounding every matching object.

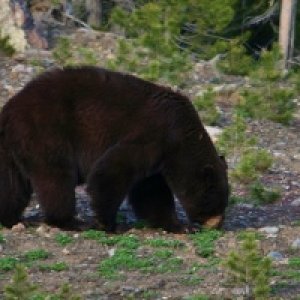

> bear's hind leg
[0,146,32,227]
[31,169,77,229]
[128,174,183,233]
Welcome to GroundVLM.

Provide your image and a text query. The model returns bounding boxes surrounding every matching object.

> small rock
[62,248,70,255]
[267,251,284,261]
[291,238,300,249]
[291,198,300,207]
[108,248,115,257]
[11,222,26,232]
[36,224,50,235]
[259,226,279,235]
[205,126,223,142]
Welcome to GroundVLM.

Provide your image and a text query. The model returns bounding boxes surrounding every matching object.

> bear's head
[181,155,229,230]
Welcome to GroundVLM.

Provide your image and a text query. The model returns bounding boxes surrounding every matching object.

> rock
[62,248,70,255]
[205,126,223,142]
[291,198,300,207]
[291,239,300,249]
[259,226,279,235]
[267,251,284,261]
[108,248,115,257]
[0,0,28,52]
[11,222,26,232]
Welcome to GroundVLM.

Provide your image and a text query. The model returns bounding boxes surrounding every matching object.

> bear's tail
[0,132,32,227]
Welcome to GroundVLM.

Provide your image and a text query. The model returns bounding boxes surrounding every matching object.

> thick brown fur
[0,67,228,232]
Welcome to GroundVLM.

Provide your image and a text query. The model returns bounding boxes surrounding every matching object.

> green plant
[249,44,282,83]
[52,37,73,65]
[222,232,272,300]
[82,230,140,249]
[4,265,82,299]
[55,233,74,246]
[23,249,50,262]
[190,229,222,258]
[98,248,153,279]
[231,149,273,183]
[108,2,192,84]
[218,38,253,75]
[0,33,15,56]
[52,36,98,67]
[4,264,37,300]
[216,113,256,157]
[38,262,69,272]
[288,257,300,269]
[249,181,280,205]
[236,87,296,125]
[180,275,203,286]
[0,257,19,271]
[144,237,184,248]
[193,89,220,125]
[0,233,5,243]
[184,295,210,300]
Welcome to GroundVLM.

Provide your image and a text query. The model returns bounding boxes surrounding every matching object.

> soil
[0,49,300,299]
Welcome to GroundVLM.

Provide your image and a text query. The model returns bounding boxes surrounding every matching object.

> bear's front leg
[87,144,144,232]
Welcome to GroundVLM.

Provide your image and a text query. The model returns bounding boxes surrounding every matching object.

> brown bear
[0,66,228,232]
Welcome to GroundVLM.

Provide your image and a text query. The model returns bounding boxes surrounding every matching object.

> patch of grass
[271,269,300,281]
[249,182,280,205]
[82,229,106,240]
[288,257,300,269]
[38,262,69,272]
[231,150,273,184]
[0,257,19,271]
[82,230,140,249]
[180,275,203,286]
[23,249,50,262]
[190,229,222,258]
[144,237,184,248]
[140,289,160,299]
[99,245,184,279]
[98,248,153,279]
[0,34,16,56]
[237,230,263,241]
[52,36,98,67]
[0,233,5,243]
[183,295,210,300]
[193,89,220,126]
[291,220,300,227]
[153,256,183,274]
[152,249,173,259]
[54,232,74,246]
[115,235,140,249]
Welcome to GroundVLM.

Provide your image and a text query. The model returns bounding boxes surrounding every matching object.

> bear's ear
[219,155,228,169]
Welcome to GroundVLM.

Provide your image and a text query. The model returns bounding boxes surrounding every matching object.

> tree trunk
[279,0,297,69]
[85,0,102,27]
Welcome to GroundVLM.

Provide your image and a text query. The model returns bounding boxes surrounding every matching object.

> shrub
[236,87,296,125]
[0,33,15,56]
[249,181,280,205]
[193,89,220,125]
[217,39,253,75]
[231,149,273,183]
[53,36,98,66]
[222,232,272,300]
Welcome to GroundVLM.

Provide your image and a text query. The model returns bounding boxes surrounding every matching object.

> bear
[0,66,229,232]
